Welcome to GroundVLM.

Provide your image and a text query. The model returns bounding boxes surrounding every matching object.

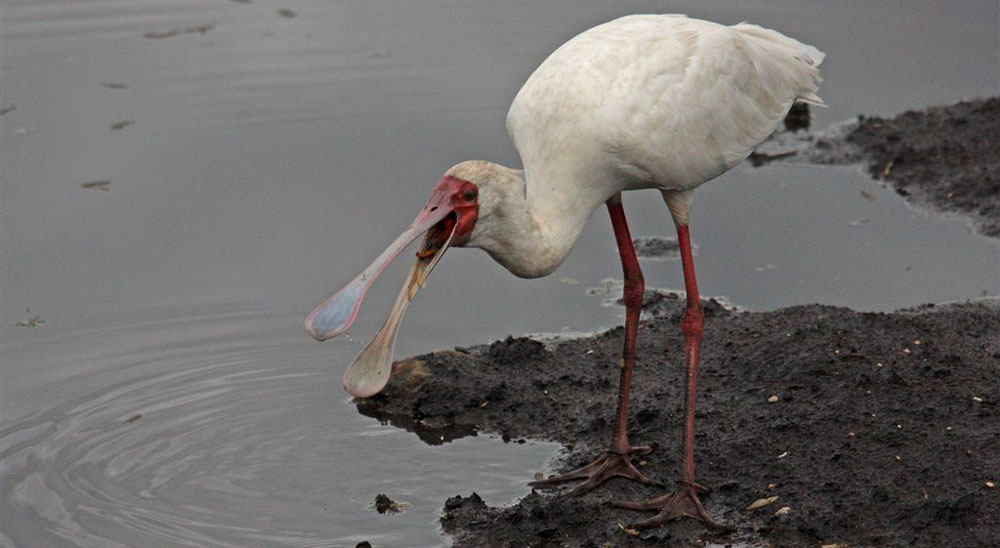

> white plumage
[509,15,824,194]
[307,16,824,526]
[458,14,825,278]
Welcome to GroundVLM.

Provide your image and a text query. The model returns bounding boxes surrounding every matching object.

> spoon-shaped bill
[304,191,456,342]
[342,226,456,397]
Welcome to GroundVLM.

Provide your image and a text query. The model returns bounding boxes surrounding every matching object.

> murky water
[2,1,997,547]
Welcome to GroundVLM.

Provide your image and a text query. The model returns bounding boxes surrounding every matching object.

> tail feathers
[797,91,826,107]
[732,22,826,107]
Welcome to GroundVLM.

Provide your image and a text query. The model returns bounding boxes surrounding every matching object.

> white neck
[454,160,613,279]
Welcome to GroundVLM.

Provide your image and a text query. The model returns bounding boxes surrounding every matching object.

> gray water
[2,1,997,547]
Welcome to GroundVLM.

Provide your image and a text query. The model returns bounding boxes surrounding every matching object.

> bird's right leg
[613,219,724,530]
[530,196,660,496]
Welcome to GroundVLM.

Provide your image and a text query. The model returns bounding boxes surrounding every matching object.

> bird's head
[305,161,527,397]
[304,170,482,342]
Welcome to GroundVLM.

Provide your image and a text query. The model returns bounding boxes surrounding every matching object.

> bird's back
[507,15,824,197]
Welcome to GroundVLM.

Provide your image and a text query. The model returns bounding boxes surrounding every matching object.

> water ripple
[2,305,555,548]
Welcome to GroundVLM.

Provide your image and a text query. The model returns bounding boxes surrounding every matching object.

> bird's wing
[598,16,825,189]
[507,15,825,192]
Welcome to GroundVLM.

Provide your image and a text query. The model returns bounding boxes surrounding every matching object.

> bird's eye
[463,188,477,201]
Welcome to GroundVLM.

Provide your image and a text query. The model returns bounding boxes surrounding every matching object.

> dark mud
[359,298,999,548]
[631,237,681,260]
[810,97,1000,237]
[353,99,1000,547]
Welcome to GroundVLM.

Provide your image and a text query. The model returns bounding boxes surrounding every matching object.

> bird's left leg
[613,219,724,530]
[530,196,660,496]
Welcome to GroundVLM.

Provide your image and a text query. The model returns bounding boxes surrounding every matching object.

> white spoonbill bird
[306,14,823,529]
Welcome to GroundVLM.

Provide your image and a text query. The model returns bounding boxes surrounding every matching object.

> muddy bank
[352,98,1000,547]
[809,97,1000,237]
[358,298,999,548]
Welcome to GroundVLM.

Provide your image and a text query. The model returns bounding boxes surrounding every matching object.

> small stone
[767,395,779,403]
[775,506,791,516]
[617,522,640,536]
[444,495,464,510]
[985,481,995,489]
[373,494,394,513]
[372,493,409,514]
[746,496,779,511]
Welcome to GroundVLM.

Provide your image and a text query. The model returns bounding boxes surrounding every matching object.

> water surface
[2,1,997,547]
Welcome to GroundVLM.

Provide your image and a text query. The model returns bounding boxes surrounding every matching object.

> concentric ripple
[1,305,557,548]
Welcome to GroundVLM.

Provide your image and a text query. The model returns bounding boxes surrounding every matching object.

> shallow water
[2,1,997,547]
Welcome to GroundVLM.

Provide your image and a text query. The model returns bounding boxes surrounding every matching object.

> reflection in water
[356,403,481,446]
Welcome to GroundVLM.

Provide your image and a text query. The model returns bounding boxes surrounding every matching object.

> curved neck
[472,165,612,278]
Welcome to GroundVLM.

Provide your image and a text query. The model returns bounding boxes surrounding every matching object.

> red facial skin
[418,176,479,257]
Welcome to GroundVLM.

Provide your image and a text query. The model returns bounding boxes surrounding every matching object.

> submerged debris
[632,236,680,259]
[144,24,214,39]
[748,149,797,166]
[372,493,409,514]
[80,180,111,191]
[14,309,44,328]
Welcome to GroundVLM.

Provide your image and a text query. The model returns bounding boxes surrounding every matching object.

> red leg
[614,223,724,529]
[530,197,660,495]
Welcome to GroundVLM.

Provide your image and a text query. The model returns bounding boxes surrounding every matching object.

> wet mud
[631,237,681,260]
[354,99,1000,547]
[810,97,1000,237]
[359,298,998,548]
